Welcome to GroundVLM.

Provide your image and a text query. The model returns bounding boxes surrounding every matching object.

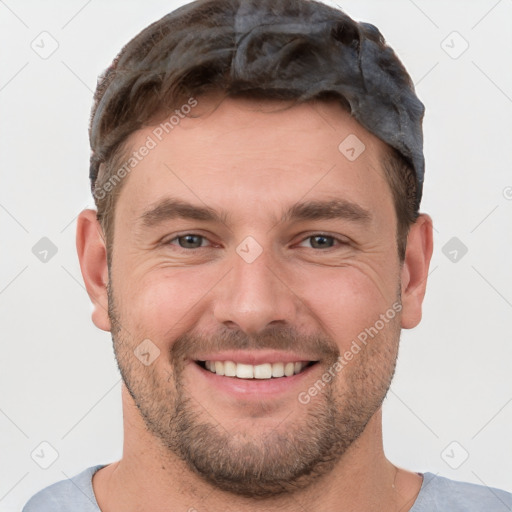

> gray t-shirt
[22,465,512,511]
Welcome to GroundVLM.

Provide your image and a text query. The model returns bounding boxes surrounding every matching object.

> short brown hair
[89,0,423,261]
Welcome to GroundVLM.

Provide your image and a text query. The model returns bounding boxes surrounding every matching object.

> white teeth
[254,363,272,379]
[284,362,295,377]
[215,361,225,376]
[236,363,254,379]
[224,360,237,377]
[271,362,284,378]
[201,360,310,379]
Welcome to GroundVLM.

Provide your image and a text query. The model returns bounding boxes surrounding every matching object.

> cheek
[118,266,216,342]
[288,265,396,347]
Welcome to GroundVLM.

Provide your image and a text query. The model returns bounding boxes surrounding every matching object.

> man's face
[105,98,406,496]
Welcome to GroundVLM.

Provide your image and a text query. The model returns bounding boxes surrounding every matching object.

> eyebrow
[140,198,229,227]
[138,197,372,228]
[281,198,371,225]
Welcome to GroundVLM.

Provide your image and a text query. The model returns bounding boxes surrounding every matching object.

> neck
[93,385,422,512]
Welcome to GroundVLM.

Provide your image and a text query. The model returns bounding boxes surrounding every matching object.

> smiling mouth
[196,360,317,379]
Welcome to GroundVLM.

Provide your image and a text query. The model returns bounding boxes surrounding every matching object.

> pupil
[312,235,332,248]
[180,235,201,248]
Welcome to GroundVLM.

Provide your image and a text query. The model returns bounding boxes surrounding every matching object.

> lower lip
[189,361,318,398]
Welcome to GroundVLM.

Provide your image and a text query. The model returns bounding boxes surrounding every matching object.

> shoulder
[412,472,512,511]
[22,465,106,512]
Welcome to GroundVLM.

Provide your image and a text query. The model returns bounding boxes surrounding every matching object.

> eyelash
[166,233,348,251]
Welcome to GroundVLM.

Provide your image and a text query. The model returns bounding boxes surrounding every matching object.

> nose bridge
[213,240,298,334]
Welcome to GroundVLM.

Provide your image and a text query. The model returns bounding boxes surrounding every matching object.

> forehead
[114,96,393,223]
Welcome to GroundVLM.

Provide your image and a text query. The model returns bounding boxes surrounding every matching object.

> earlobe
[400,214,434,329]
[76,209,112,332]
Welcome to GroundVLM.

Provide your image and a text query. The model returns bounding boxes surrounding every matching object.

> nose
[212,245,299,335]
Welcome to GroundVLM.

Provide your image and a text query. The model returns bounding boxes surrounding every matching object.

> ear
[76,209,111,331]
[400,214,434,329]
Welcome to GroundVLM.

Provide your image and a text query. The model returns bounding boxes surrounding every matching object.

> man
[23,0,512,510]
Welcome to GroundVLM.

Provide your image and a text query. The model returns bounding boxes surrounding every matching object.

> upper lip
[192,350,320,365]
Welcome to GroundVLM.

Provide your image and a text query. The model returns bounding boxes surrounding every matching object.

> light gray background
[1,0,511,510]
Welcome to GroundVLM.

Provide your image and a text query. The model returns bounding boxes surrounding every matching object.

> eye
[298,234,346,250]
[168,234,210,249]
[165,233,346,251]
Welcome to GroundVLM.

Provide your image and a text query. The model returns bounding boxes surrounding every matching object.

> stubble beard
[108,282,401,498]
